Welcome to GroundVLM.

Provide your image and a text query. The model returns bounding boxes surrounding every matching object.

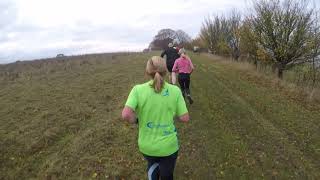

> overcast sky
[0,0,270,63]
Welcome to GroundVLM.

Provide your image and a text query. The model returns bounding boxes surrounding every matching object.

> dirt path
[175,54,320,179]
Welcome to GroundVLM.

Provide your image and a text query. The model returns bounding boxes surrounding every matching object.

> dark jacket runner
[161,47,180,67]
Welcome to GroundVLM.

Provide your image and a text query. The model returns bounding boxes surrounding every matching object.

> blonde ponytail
[153,72,164,93]
[146,56,167,93]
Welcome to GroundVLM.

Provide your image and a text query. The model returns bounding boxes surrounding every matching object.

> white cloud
[0,0,249,63]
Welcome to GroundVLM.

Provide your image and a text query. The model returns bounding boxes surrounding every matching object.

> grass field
[0,52,319,179]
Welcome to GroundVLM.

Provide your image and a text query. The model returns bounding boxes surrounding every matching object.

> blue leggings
[143,151,178,180]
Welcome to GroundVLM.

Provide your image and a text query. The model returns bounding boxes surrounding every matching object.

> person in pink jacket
[172,49,194,104]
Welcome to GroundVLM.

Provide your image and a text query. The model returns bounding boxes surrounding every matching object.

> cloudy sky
[1,0,254,63]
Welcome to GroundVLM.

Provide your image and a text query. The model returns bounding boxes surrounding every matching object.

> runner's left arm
[175,90,189,122]
[188,56,194,74]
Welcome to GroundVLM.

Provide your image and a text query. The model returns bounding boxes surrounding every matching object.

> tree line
[198,0,320,79]
[148,0,319,81]
[148,29,192,50]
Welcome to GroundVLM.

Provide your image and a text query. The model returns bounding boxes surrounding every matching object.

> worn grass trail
[0,52,319,179]
[177,54,320,179]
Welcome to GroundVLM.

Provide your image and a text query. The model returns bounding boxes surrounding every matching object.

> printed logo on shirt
[162,89,169,96]
[147,122,175,136]
[163,131,173,136]
[146,122,169,129]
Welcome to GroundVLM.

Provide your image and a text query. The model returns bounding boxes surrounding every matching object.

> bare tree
[251,0,316,78]
[175,30,192,46]
[154,29,176,40]
[149,29,192,50]
[149,29,176,50]
[227,10,242,60]
[149,38,173,50]
[308,11,320,87]
[200,15,230,54]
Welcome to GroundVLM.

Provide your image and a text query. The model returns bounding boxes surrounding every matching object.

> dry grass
[1,51,319,179]
[204,54,320,103]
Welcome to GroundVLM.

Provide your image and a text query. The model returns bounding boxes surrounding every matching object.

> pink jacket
[172,56,194,74]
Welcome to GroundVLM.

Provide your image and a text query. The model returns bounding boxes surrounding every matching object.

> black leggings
[178,73,191,95]
[167,63,174,73]
[143,151,178,180]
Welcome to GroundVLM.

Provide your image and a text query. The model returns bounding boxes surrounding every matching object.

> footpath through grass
[0,52,319,179]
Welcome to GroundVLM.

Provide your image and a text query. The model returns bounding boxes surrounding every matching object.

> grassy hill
[0,52,319,179]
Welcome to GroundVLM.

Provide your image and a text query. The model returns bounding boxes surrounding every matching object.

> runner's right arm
[188,57,194,74]
[161,50,167,58]
[122,106,137,124]
[122,86,139,124]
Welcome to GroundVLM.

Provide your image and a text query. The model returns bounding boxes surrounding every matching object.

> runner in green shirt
[122,56,189,180]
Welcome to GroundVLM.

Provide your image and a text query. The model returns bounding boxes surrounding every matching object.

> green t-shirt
[125,81,188,156]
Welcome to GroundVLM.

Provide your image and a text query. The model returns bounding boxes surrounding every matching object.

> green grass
[0,52,319,179]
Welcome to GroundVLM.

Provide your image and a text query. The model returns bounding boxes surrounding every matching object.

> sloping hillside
[0,52,319,179]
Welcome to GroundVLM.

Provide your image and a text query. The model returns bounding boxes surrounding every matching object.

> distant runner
[161,43,180,84]
[172,49,194,104]
[122,56,189,180]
